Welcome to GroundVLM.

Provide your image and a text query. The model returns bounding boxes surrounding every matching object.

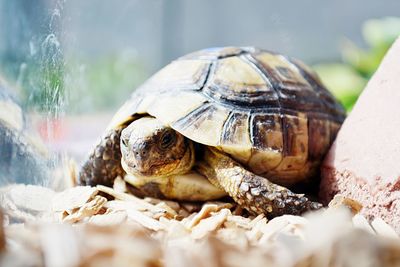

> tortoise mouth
[121,155,184,178]
[120,138,196,178]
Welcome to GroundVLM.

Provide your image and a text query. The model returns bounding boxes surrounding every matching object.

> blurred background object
[0,78,50,186]
[314,16,400,111]
[0,0,399,185]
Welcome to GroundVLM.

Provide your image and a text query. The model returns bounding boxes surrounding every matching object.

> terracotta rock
[320,37,400,234]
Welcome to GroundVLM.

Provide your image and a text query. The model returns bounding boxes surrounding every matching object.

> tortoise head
[120,117,195,177]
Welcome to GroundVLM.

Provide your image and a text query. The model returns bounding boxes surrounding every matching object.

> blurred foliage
[65,51,147,113]
[0,33,65,116]
[313,17,400,112]
[3,46,148,114]
[29,34,65,116]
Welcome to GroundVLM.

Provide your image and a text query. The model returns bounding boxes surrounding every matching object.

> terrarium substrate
[0,178,400,267]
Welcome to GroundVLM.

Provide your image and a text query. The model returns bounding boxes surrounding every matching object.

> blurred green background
[314,17,400,111]
[1,0,400,117]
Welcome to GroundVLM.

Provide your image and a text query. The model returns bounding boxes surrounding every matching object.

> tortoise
[79,47,345,217]
[0,77,49,184]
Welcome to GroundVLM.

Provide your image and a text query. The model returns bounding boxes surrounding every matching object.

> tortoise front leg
[196,147,322,217]
[78,127,125,187]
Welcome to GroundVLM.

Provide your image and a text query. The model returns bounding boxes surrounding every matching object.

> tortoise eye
[160,130,176,150]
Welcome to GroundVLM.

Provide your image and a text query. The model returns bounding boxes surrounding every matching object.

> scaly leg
[196,147,322,217]
[78,127,125,187]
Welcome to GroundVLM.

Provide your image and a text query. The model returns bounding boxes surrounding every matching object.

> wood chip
[352,214,375,234]
[246,217,268,243]
[104,200,167,221]
[191,209,230,239]
[225,215,252,229]
[3,184,55,212]
[88,211,128,226]
[113,176,127,193]
[249,214,266,228]
[96,185,164,214]
[163,219,190,239]
[52,186,98,212]
[40,225,80,267]
[204,201,233,210]
[145,197,181,213]
[154,202,178,219]
[258,215,307,244]
[63,195,107,223]
[0,190,40,223]
[187,204,223,229]
[126,208,165,231]
[216,228,248,250]
[371,217,399,238]
[328,194,363,215]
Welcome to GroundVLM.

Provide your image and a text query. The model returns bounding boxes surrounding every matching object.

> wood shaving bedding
[62,195,108,223]
[52,186,98,212]
[187,203,227,229]
[371,218,399,238]
[88,210,128,226]
[191,209,231,239]
[1,184,400,267]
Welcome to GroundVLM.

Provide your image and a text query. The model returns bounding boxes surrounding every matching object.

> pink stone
[320,37,400,233]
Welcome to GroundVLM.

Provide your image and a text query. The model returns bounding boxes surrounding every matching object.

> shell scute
[172,103,231,146]
[219,111,253,164]
[250,113,283,152]
[211,56,268,93]
[307,118,331,161]
[140,59,211,93]
[253,52,312,92]
[147,91,208,125]
[203,56,280,108]
[281,114,308,158]
[220,111,251,147]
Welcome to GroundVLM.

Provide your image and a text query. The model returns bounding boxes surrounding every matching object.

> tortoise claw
[237,176,322,217]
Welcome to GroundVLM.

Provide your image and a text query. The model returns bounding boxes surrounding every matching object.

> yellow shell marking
[173,104,231,146]
[148,92,207,125]
[143,59,211,91]
[255,52,310,90]
[212,56,268,93]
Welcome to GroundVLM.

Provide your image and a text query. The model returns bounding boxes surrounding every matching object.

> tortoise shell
[109,47,345,186]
